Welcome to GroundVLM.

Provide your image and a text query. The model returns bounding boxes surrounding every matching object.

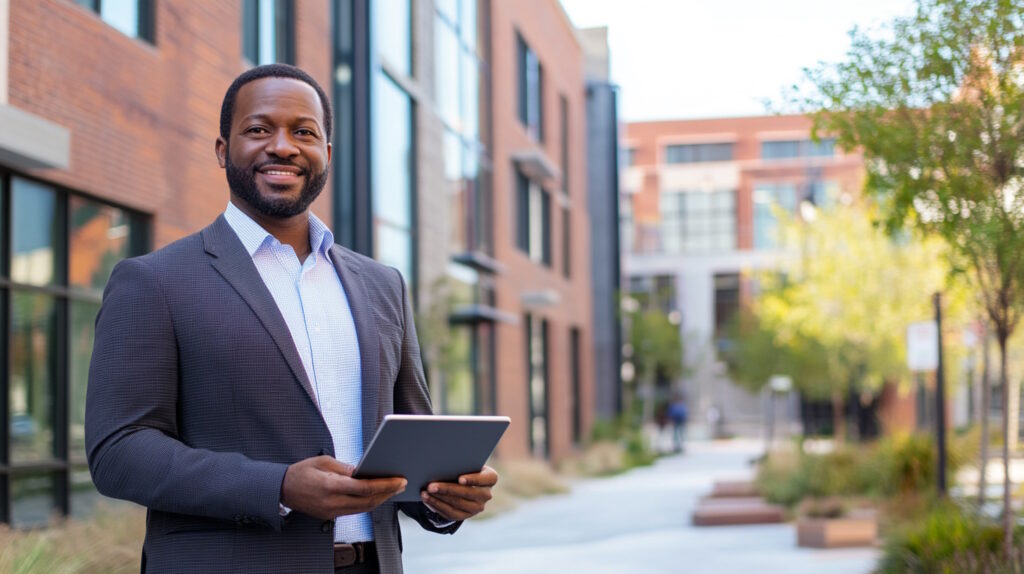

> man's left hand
[421,465,498,521]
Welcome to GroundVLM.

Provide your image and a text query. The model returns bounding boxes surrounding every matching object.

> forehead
[233,77,323,126]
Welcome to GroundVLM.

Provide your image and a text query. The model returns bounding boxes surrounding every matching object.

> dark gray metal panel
[585,81,623,419]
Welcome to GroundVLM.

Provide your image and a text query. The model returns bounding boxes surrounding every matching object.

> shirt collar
[224,201,335,258]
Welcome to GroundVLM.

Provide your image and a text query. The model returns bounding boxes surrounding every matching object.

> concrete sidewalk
[401,439,879,574]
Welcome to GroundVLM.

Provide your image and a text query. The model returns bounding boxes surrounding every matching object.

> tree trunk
[831,391,846,444]
[998,333,1013,556]
[978,319,991,509]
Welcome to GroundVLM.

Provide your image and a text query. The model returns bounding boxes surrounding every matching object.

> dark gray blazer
[85,215,458,573]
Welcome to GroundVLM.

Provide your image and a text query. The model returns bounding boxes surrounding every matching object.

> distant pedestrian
[667,395,688,453]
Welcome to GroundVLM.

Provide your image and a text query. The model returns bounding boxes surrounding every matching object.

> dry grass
[0,503,145,574]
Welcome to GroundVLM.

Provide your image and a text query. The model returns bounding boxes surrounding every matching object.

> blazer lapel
[328,245,381,450]
[201,216,320,410]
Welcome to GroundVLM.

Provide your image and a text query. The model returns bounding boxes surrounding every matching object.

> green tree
[801,0,1024,549]
[727,203,967,441]
[625,304,684,426]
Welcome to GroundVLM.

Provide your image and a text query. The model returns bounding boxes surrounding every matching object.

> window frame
[0,169,150,527]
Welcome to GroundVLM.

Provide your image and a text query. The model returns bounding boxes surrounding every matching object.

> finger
[457,466,498,487]
[420,492,470,521]
[331,475,407,497]
[426,482,492,503]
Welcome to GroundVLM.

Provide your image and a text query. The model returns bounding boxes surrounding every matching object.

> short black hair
[219,63,333,142]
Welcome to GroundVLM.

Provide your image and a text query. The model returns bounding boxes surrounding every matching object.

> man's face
[216,77,331,219]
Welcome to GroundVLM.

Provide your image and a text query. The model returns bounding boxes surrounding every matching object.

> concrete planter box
[796,515,877,548]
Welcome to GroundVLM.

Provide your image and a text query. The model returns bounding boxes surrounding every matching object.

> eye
[244,126,270,135]
[295,128,319,138]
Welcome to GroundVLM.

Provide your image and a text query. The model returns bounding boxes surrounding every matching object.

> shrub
[876,502,1024,574]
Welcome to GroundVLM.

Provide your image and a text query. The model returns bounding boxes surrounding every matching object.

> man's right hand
[280,456,406,520]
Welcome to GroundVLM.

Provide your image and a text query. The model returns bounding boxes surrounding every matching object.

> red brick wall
[9,0,332,247]
[490,0,594,462]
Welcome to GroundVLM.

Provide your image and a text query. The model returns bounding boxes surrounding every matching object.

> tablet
[352,414,511,502]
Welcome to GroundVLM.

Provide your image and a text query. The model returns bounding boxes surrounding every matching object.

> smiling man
[85,64,497,574]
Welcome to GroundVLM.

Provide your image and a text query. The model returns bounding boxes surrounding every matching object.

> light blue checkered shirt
[224,202,373,543]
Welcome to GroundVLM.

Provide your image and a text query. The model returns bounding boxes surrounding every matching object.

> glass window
[516,34,543,141]
[436,0,457,23]
[659,190,736,254]
[761,138,836,160]
[562,206,570,278]
[70,197,134,292]
[461,49,479,142]
[474,165,493,256]
[242,0,294,66]
[570,327,581,445]
[377,0,411,77]
[515,171,530,253]
[753,183,797,249]
[77,0,154,42]
[11,473,57,528]
[664,143,733,164]
[445,133,467,254]
[526,315,549,458]
[10,293,57,464]
[459,0,477,52]
[560,95,569,191]
[12,178,57,287]
[540,190,551,266]
[435,16,461,129]
[372,69,413,229]
[444,328,474,415]
[69,301,101,462]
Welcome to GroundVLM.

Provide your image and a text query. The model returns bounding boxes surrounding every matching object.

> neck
[231,197,312,262]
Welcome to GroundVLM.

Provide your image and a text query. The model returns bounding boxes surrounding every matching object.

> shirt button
[321,520,334,533]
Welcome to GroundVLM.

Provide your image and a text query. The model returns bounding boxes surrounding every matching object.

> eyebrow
[240,113,322,127]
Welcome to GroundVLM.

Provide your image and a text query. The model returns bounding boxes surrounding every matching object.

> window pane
[445,133,467,253]
[436,0,457,22]
[70,301,102,462]
[10,293,56,464]
[377,0,410,77]
[12,473,57,528]
[444,328,474,415]
[461,49,479,141]
[372,74,412,230]
[375,223,412,284]
[100,0,139,38]
[258,0,277,65]
[435,17,461,129]
[12,178,57,286]
[70,197,133,291]
[460,0,477,51]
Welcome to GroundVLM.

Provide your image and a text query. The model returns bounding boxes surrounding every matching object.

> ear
[215,137,228,169]
[326,141,332,165]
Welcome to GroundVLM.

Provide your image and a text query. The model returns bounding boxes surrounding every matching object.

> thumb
[316,456,355,476]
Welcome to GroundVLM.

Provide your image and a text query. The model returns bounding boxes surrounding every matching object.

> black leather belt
[334,542,376,568]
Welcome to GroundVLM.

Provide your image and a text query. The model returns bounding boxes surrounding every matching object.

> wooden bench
[691,497,785,526]
[708,480,759,498]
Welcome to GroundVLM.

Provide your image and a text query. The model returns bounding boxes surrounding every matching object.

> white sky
[559,0,917,121]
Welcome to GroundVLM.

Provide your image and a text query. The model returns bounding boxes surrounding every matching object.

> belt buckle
[334,543,357,568]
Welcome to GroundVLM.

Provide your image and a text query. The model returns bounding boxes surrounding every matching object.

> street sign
[907,320,939,371]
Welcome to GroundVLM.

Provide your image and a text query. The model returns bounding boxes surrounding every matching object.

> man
[85,64,497,574]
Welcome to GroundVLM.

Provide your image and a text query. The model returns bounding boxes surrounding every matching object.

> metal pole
[934,292,948,496]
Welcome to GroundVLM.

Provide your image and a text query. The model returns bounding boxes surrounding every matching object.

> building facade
[0,0,598,527]
[621,115,864,436]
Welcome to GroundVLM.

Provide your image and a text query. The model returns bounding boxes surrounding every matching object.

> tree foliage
[798,0,1024,551]
[727,203,967,402]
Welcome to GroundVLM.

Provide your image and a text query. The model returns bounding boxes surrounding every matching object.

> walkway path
[401,439,879,574]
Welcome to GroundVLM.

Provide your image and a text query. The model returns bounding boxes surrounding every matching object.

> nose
[264,129,299,158]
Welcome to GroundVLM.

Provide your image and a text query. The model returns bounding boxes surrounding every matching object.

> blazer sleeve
[390,268,462,535]
[85,257,290,530]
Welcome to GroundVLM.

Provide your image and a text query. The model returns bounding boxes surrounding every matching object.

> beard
[225,154,328,218]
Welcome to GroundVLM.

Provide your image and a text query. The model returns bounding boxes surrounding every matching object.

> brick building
[0,0,604,526]
[621,114,864,436]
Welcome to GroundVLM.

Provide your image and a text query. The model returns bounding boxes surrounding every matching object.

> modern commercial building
[0,0,599,527]
[620,115,864,436]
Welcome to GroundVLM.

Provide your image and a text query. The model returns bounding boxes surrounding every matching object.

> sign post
[906,298,947,497]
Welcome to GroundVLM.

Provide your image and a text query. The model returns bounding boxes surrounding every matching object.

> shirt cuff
[279,503,292,517]
[423,502,456,528]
